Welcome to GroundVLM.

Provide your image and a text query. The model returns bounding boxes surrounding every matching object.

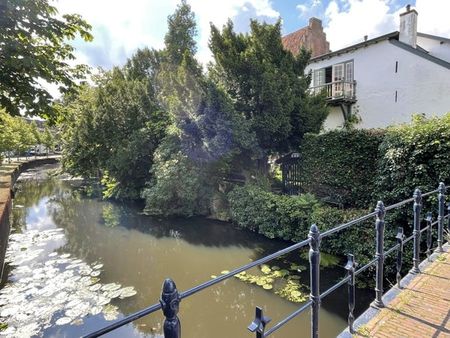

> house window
[345,61,354,81]
[313,68,325,86]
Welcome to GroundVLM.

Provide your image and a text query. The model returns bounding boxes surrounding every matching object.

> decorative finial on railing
[160,278,181,338]
[414,188,422,205]
[375,200,385,221]
[248,307,271,338]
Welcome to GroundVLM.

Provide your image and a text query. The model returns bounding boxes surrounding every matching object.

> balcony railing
[309,80,357,102]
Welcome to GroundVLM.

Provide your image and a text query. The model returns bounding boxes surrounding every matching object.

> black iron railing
[83,183,449,338]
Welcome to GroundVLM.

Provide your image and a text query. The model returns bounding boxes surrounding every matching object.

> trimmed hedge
[227,185,319,241]
[376,114,450,205]
[298,129,384,208]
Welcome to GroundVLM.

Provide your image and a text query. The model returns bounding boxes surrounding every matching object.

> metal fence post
[426,212,433,261]
[344,254,356,334]
[160,278,181,338]
[411,189,422,274]
[447,202,450,235]
[248,307,271,338]
[396,227,404,288]
[309,224,321,338]
[436,182,446,252]
[372,201,385,308]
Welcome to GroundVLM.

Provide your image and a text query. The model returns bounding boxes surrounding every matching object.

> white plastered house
[305,5,450,130]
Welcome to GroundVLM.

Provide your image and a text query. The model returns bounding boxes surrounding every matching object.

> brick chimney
[399,4,418,48]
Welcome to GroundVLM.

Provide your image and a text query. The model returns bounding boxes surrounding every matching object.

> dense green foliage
[61,62,169,200]
[0,110,53,163]
[61,0,324,214]
[298,129,384,207]
[0,0,92,118]
[376,114,450,204]
[228,184,320,241]
[209,20,328,154]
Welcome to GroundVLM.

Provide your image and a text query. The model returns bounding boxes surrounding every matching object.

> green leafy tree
[62,58,169,199]
[164,0,197,65]
[42,126,55,157]
[16,118,35,159]
[0,0,92,118]
[0,110,19,161]
[30,121,42,157]
[209,20,328,154]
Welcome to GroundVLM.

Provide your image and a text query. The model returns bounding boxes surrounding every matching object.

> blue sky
[56,0,450,70]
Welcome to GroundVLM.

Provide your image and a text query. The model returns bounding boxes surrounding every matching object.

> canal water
[0,165,372,337]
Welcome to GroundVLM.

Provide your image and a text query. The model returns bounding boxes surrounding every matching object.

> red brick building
[282,18,330,57]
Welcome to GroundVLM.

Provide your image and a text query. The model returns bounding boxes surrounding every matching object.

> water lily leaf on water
[220,270,230,275]
[260,265,271,274]
[55,317,71,326]
[90,270,101,277]
[210,275,217,279]
[262,284,273,290]
[90,306,102,316]
[103,305,119,321]
[101,283,121,292]
[119,287,137,299]
[89,284,102,292]
[0,227,140,336]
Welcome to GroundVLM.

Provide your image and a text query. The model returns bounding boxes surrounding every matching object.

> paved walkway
[354,250,450,338]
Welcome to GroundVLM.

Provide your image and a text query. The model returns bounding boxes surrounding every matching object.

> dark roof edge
[417,32,450,44]
[309,31,399,63]
[389,39,450,70]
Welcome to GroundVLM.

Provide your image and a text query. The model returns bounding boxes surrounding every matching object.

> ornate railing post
[396,227,405,288]
[248,307,271,338]
[309,224,321,338]
[345,254,356,333]
[160,278,181,338]
[411,189,422,274]
[447,202,450,235]
[436,182,446,252]
[372,201,385,308]
[426,212,433,261]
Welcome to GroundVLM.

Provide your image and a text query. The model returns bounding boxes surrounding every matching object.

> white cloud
[415,0,450,37]
[323,0,450,52]
[55,0,279,68]
[296,0,322,18]
[324,0,398,51]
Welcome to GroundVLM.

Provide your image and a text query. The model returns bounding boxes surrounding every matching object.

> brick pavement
[354,250,450,338]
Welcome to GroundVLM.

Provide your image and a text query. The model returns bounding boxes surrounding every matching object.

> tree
[209,20,328,154]
[164,0,197,65]
[61,59,169,199]
[30,121,42,157]
[0,0,92,119]
[16,118,35,159]
[42,126,55,157]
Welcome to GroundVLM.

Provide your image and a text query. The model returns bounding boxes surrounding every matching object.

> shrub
[375,113,450,205]
[227,184,320,240]
[298,129,384,208]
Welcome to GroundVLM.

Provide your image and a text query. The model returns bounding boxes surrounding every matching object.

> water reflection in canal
[1,165,371,338]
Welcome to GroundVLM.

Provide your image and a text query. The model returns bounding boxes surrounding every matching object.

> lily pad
[55,317,71,326]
